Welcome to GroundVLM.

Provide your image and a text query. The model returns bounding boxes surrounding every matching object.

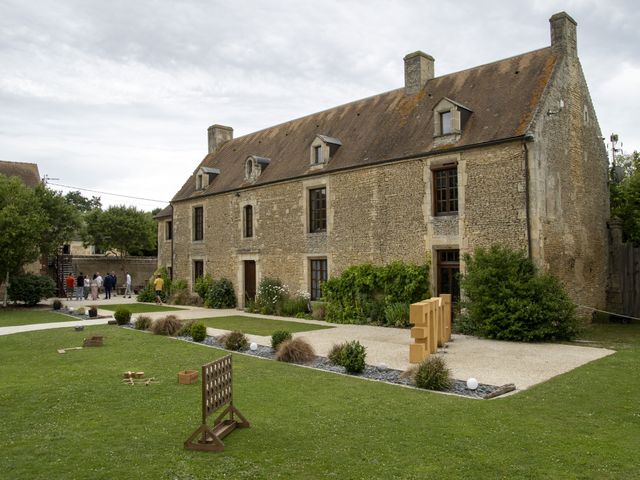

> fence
[409,294,452,363]
[608,219,640,318]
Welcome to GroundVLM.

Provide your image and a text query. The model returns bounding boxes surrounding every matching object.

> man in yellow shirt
[153,275,164,304]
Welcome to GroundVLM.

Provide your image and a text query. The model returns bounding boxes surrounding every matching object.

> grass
[0,308,73,327]
[198,315,333,336]
[98,303,185,313]
[573,321,640,350]
[1,322,639,478]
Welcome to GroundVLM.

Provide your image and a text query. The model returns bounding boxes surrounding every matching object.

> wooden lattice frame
[184,355,250,452]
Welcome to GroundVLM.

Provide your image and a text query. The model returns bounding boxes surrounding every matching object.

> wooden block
[178,370,199,384]
[410,327,428,339]
[409,343,427,363]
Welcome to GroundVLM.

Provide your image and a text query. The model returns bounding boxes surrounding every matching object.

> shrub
[281,293,310,317]
[275,338,315,363]
[176,319,195,336]
[76,307,85,315]
[205,278,237,308]
[219,331,248,351]
[255,277,288,315]
[311,301,326,320]
[384,302,410,327]
[194,273,214,300]
[134,315,153,330]
[8,274,56,306]
[414,356,452,391]
[341,340,367,374]
[323,261,429,325]
[151,315,182,336]
[114,307,132,325]
[271,330,292,350]
[169,290,202,306]
[327,342,346,365]
[191,322,207,342]
[88,306,98,318]
[171,278,189,294]
[52,299,63,310]
[136,283,166,303]
[459,245,579,341]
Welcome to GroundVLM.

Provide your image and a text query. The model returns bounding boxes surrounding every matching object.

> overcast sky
[1,0,638,210]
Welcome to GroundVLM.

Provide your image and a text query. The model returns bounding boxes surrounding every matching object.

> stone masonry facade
[159,12,609,311]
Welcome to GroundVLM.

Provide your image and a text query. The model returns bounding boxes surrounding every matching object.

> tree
[84,206,157,272]
[610,151,640,244]
[35,185,81,256]
[64,190,102,213]
[0,175,48,304]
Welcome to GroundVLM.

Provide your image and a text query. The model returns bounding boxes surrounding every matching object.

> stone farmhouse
[157,12,609,311]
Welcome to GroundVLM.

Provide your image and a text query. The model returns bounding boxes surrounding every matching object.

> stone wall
[527,51,609,310]
[70,256,157,290]
[167,140,535,306]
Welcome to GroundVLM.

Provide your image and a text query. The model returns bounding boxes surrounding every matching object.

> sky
[1,0,638,211]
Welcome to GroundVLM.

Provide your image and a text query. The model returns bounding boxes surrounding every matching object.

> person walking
[124,272,132,298]
[75,273,85,301]
[65,273,75,300]
[153,274,164,304]
[112,272,118,297]
[104,272,113,300]
[90,274,99,300]
[95,272,103,296]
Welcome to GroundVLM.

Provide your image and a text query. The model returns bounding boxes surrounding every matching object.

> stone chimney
[550,12,577,57]
[404,51,434,95]
[207,124,233,154]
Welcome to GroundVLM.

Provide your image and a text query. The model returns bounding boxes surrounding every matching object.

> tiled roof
[173,47,556,202]
[153,205,173,219]
[0,160,41,188]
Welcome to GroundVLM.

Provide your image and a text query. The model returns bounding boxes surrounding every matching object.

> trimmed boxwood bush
[220,331,248,351]
[459,245,579,341]
[8,274,56,306]
[113,307,131,325]
[341,340,367,374]
[190,322,207,342]
[176,319,195,336]
[205,278,237,308]
[271,330,292,350]
[414,356,452,391]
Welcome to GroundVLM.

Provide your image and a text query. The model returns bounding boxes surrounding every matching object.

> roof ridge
[0,159,39,167]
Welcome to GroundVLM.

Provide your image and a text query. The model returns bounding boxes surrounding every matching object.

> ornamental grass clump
[176,319,195,337]
[190,322,207,342]
[151,315,182,336]
[271,330,292,350]
[113,307,131,325]
[275,338,315,364]
[220,331,248,351]
[134,315,153,330]
[328,342,346,365]
[414,356,452,391]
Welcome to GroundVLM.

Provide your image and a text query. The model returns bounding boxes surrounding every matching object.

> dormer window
[244,155,271,184]
[313,145,322,164]
[310,135,341,167]
[195,166,220,191]
[440,111,452,135]
[433,98,472,144]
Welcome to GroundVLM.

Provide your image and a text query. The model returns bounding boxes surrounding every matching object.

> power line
[46,182,170,204]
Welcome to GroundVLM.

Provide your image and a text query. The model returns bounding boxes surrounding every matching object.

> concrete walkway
[2,298,616,392]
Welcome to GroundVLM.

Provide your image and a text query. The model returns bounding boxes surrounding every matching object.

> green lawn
[573,321,640,350]
[1,324,638,479]
[0,308,72,327]
[98,303,185,314]
[198,315,333,335]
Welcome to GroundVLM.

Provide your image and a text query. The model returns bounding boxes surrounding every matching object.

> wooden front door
[244,261,256,303]
[437,249,460,303]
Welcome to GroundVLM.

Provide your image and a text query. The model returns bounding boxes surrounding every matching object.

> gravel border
[176,334,505,399]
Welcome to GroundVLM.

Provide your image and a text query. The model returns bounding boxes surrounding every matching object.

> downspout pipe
[523,133,535,259]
